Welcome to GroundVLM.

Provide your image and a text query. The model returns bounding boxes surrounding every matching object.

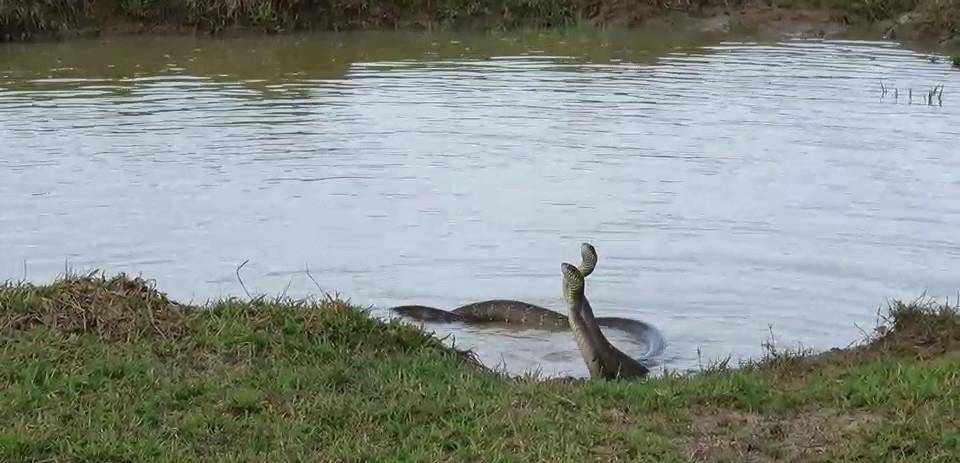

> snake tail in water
[562,262,649,380]
[386,305,465,323]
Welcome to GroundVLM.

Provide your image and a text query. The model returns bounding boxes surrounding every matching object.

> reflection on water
[2,31,959,377]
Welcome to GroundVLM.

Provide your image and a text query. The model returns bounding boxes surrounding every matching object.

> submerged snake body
[452,299,570,329]
[562,263,648,380]
[387,305,466,323]
[390,243,597,330]
[389,243,666,360]
[391,302,568,328]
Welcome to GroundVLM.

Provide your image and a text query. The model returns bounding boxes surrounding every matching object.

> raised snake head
[561,262,585,306]
[579,242,597,277]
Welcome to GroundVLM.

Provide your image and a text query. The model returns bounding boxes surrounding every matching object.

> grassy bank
[1,272,958,461]
[0,0,958,44]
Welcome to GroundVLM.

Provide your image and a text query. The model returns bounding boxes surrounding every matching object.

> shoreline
[1,1,958,49]
[1,271,957,460]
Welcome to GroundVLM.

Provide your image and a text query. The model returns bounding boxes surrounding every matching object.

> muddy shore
[1,1,957,47]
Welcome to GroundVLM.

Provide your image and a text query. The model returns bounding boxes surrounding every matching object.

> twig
[279,277,293,300]
[716,355,731,370]
[145,302,169,342]
[556,395,578,409]
[236,259,252,299]
[853,322,872,345]
[304,263,332,301]
[494,353,510,376]
[0,314,31,333]
[765,324,777,353]
[435,331,454,345]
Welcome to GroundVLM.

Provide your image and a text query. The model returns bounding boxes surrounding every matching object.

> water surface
[2,30,959,377]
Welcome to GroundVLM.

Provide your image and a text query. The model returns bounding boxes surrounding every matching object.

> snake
[562,262,649,380]
[389,243,665,361]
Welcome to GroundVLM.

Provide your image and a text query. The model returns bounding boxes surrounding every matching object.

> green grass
[1,272,958,462]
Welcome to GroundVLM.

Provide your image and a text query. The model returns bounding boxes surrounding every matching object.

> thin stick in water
[236,259,252,299]
[304,263,332,301]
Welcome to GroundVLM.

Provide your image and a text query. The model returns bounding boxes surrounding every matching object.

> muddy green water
[2,30,959,377]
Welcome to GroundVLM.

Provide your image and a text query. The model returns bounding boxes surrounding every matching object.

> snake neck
[566,287,604,378]
[563,269,648,381]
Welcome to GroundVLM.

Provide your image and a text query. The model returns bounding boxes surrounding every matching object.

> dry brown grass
[685,408,883,462]
[0,271,186,341]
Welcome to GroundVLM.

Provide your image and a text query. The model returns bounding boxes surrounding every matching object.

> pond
[1,30,958,377]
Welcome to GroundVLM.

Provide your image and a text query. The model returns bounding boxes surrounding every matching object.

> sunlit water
[2,30,959,378]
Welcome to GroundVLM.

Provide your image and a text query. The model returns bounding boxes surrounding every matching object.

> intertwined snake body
[562,262,649,380]
[389,244,665,374]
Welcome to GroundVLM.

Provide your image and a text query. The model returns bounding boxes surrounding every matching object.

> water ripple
[1,34,958,377]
